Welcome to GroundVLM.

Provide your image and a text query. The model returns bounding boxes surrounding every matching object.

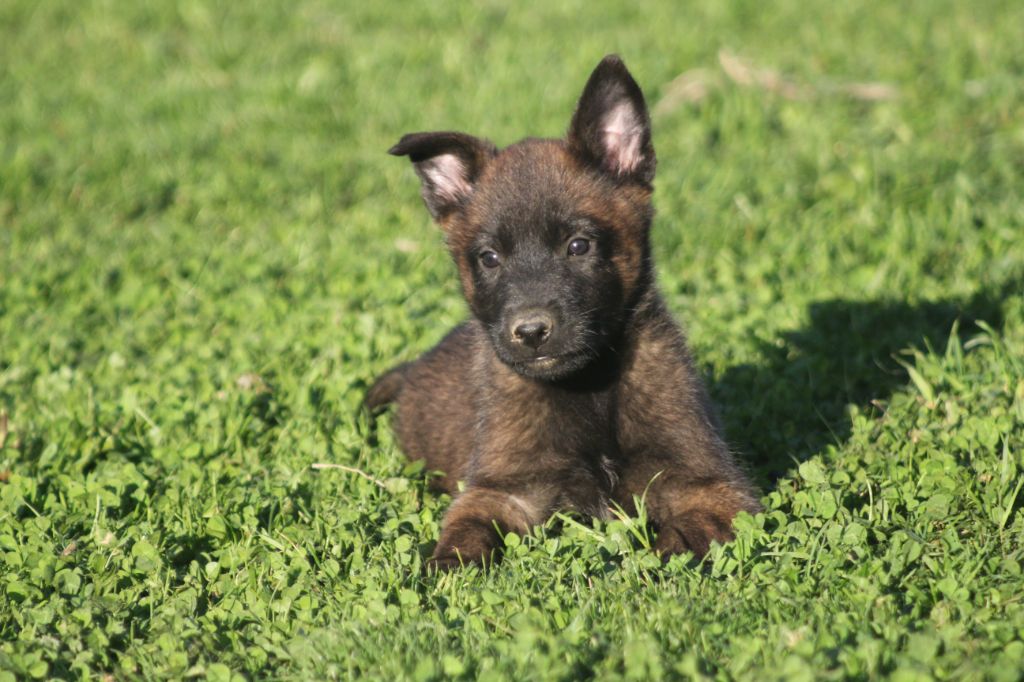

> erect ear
[567,55,655,185]
[389,132,497,221]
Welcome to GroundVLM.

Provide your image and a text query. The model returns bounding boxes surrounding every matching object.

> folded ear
[567,55,655,185]
[389,132,497,221]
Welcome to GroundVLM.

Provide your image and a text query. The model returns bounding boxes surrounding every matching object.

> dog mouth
[507,349,595,380]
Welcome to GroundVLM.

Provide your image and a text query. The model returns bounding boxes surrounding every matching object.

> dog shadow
[712,281,1016,487]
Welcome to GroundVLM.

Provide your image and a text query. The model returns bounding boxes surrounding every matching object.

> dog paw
[428,513,504,571]
[426,545,496,572]
[428,533,498,573]
[425,553,467,573]
[654,510,735,560]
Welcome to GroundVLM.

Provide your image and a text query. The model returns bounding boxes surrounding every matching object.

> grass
[2,0,1023,679]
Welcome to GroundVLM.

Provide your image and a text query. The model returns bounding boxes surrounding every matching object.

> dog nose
[511,313,553,349]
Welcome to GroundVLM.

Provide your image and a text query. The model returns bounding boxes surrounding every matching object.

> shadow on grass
[714,280,1018,487]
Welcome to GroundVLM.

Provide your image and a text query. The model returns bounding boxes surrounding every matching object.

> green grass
[2,0,1023,679]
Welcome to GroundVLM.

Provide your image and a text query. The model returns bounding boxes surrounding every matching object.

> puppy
[367,55,760,570]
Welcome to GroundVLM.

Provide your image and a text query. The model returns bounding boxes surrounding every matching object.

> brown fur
[370,56,760,569]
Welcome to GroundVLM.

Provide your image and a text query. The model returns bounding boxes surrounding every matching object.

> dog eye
[567,238,590,256]
[479,250,501,268]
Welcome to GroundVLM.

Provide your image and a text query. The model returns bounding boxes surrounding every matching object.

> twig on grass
[311,462,388,489]
[719,49,810,100]
[653,67,720,114]
[654,50,900,115]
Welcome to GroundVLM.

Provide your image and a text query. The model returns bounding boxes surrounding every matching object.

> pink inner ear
[601,101,644,175]
[422,154,473,204]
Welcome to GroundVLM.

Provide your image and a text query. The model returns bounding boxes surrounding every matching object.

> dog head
[390,55,656,380]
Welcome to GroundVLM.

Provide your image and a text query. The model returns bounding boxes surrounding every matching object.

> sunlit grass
[1,0,1022,678]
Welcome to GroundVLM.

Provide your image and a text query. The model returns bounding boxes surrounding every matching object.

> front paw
[654,510,735,560]
[425,552,470,573]
[428,520,500,572]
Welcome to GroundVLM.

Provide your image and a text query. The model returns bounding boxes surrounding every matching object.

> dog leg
[648,476,758,559]
[614,466,759,559]
[429,486,550,571]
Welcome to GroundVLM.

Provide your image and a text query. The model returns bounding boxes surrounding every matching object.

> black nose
[511,313,553,349]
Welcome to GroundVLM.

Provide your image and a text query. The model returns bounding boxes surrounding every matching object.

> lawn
[2,0,1023,679]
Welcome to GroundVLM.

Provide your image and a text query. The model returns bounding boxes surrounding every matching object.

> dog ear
[389,132,497,221]
[567,55,655,185]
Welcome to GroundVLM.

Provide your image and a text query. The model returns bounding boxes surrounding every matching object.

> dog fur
[367,55,760,570]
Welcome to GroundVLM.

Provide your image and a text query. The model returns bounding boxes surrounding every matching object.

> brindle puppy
[367,55,760,570]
